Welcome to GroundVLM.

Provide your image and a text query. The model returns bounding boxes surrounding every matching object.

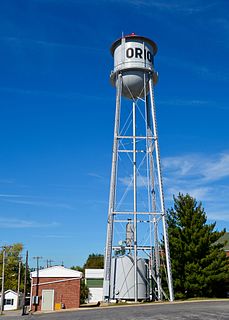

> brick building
[30,266,82,312]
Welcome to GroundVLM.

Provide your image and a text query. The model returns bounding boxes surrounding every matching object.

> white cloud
[33,234,73,239]
[166,186,212,201]
[162,152,229,222]
[208,211,229,222]
[87,172,104,179]
[0,179,15,184]
[0,194,24,198]
[163,155,197,176]
[119,175,149,188]
[159,55,229,83]
[1,35,105,52]
[0,86,110,103]
[0,193,73,210]
[158,99,211,108]
[3,198,72,209]
[114,0,218,14]
[162,152,229,183]
[202,153,229,182]
[118,153,229,221]
[0,218,59,229]
[119,176,132,187]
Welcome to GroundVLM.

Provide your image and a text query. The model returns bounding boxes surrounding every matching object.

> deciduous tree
[83,253,104,270]
[0,243,30,292]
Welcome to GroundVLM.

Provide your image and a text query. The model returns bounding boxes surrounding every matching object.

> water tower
[103,33,174,302]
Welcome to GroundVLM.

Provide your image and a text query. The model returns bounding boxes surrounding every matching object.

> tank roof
[110,33,158,56]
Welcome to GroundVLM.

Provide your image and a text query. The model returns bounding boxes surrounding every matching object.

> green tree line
[0,243,30,293]
[2,194,228,302]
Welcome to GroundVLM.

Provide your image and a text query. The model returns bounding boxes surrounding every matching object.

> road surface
[1,300,229,320]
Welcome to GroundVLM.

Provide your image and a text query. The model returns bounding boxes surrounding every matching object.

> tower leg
[146,93,162,300]
[132,100,138,302]
[149,77,174,301]
[103,74,122,300]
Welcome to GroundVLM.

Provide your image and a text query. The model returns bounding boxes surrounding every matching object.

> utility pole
[33,256,42,312]
[46,259,54,268]
[22,250,28,316]
[17,259,22,309]
[0,248,6,315]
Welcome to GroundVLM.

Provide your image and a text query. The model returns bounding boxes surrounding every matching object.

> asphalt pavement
[1,300,228,320]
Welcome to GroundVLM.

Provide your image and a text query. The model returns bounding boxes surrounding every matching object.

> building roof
[215,232,229,251]
[0,290,22,299]
[31,265,82,278]
[1,290,18,297]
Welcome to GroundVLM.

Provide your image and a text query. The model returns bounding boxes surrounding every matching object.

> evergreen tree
[167,193,229,299]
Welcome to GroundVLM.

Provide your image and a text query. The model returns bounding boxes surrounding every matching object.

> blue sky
[0,0,229,268]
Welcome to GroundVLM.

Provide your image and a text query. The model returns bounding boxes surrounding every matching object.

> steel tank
[110,33,158,99]
[110,255,149,300]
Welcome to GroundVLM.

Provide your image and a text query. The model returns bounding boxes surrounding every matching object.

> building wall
[31,277,80,311]
[88,288,103,303]
[85,269,104,303]
[4,291,18,311]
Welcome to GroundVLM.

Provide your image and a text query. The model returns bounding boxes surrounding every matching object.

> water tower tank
[110,33,158,99]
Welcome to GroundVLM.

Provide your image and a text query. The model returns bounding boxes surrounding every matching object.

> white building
[85,269,104,303]
[1,290,22,311]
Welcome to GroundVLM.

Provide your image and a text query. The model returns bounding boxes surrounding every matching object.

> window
[86,279,103,288]
[4,299,14,305]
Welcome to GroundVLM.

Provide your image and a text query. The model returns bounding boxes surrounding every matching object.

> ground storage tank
[110,255,149,300]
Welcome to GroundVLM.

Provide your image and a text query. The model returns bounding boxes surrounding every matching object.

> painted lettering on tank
[126,47,152,63]
[126,48,134,58]
[135,48,143,59]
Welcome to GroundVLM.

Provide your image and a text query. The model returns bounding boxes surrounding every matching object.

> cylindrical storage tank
[110,255,149,300]
[110,34,158,99]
